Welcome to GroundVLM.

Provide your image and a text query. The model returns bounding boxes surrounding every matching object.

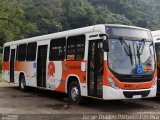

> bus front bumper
[103,85,157,100]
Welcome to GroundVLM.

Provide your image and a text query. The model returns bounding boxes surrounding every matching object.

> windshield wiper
[138,39,145,55]
[119,37,133,65]
[137,39,146,64]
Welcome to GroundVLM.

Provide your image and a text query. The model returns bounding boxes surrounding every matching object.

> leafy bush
[0,53,2,73]
[0,46,3,53]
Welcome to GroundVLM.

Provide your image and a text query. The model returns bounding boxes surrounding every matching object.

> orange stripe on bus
[55,61,86,92]
[2,62,10,70]
[14,62,34,75]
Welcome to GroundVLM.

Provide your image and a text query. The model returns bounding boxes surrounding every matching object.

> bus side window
[3,46,10,62]
[18,44,27,61]
[26,42,37,61]
[155,43,160,77]
[16,46,19,61]
[67,35,85,61]
[49,38,66,61]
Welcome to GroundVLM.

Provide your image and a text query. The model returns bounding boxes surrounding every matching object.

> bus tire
[19,75,27,91]
[68,81,83,104]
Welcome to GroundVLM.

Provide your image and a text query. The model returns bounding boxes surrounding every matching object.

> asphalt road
[0,81,160,120]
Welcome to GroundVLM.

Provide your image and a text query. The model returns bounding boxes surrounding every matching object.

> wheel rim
[71,86,79,102]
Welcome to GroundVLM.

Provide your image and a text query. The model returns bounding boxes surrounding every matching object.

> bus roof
[4,24,150,47]
[152,30,160,37]
[105,24,150,31]
[152,30,160,43]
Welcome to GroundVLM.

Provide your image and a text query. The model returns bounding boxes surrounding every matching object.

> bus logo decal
[48,62,55,77]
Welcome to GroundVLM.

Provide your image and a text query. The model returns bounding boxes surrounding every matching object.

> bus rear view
[103,25,157,99]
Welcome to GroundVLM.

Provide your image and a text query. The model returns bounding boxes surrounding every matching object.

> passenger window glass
[3,46,10,62]
[26,42,37,61]
[18,44,27,61]
[67,35,85,60]
[16,46,19,61]
[49,38,66,61]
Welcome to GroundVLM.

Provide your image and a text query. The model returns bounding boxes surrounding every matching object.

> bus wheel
[19,75,27,91]
[68,81,82,104]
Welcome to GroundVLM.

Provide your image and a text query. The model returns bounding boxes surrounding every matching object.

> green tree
[63,0,97,29]
[1,0,160,41]
[23,0,64,37]
[0,0,37,43]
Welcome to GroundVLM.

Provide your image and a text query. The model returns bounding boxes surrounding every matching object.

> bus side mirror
[99,34,109,52]
[103,40,109,52]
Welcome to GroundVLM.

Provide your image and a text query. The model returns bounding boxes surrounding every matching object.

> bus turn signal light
[108,77,119,89]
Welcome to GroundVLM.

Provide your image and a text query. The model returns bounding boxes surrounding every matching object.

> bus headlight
[108,77,119,89]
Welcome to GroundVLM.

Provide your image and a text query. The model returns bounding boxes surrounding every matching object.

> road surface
[0,81,160,120]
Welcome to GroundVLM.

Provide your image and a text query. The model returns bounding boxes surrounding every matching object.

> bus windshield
[108,39,155,75]
[106,27,155,75]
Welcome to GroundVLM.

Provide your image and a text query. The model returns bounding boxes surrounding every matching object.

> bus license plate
[133,95,142,99]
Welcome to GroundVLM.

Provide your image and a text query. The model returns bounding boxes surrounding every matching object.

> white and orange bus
[2,24,157,104]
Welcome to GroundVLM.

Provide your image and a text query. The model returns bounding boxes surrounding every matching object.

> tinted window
[67,35,85,60]
[16,46,19,61]
[3,46,10,61]
[156,43,160,77]
[156,43,160,67]
[106,27,152,40]
[49,38,66,61]
[18,44,27,61]
[26,42,37,61]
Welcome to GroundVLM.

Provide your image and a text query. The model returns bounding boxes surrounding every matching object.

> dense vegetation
[0,0,160,45]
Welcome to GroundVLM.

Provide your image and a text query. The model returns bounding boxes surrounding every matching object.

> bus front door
[10,49,15,83]
[88,40,103,98]
[37,45,48,87]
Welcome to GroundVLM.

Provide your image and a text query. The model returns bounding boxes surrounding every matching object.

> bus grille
[118,77,153,82]
[123,90,150,98]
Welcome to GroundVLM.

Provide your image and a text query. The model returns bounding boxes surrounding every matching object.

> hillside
[0,0,160,43]
[22,0,160,37]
